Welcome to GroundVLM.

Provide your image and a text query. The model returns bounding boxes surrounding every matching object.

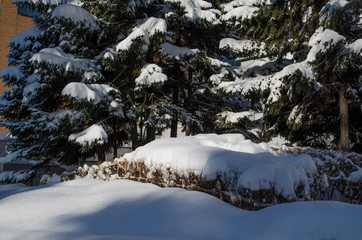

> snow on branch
[62,82,118,103]
[307,28,346,62]
[343,39,362,54]
[30,48,99,80]
[116,28,149,52]
[207,57,231,68]
[221,6,259,21]
[320,0,349,15]
[135,64,168,89]
[68,124,108,146]
[116,17,167,53]
[47,109,84,129]
[10,27,42,48]
[0,66,24,80]
[221,0,272,12]
[165,0,220,23]
[220,38,266,57]
[217,111,262,124]
[137,17,167,37]
[51,4,100,29]
[13,0,82,7]
[160,43,199,59]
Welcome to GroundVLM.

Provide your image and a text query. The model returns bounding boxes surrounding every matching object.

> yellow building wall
[0,0,34,133]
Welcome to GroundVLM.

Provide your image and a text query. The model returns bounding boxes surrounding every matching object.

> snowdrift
[0,179,361,240]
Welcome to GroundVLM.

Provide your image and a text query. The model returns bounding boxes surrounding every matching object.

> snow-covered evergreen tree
[218,0,361,150]
[0,1,124,164]
[87,0,170,149]
[96,0,232,144]
[159,0,231,137]
[1,0,359,168]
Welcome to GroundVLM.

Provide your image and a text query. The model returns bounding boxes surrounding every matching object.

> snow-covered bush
[76,134,362,210]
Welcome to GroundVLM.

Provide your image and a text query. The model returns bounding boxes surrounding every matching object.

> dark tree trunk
[112,127,119,159]
[185,125,191,136]
[338,85,349,152]
[171,115,178,138]
[113,140,118,159]
[185,68,193,136]
[113,141,118,158]
[171,64,180,138]
[131,121,139,150]
[146,126,156,143]
[96,145,106,162]
[171,86,179,137]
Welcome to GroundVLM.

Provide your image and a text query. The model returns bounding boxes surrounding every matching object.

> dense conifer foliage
[0,0,360,165]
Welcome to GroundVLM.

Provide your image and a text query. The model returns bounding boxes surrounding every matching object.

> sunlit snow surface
[0,179,361,240]
[121,134,317,199]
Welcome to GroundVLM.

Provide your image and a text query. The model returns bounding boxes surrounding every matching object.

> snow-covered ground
[0,179,361,240]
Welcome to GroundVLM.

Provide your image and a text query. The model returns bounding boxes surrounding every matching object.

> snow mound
[121,134,317,199]
[0,179,361,240]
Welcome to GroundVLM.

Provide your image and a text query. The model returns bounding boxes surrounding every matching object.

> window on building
[17,4,38,18]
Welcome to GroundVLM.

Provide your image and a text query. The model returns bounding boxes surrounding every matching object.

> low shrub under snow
[76,134,361,210]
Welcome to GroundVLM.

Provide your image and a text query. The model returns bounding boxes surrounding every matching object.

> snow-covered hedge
[76,134,361,210]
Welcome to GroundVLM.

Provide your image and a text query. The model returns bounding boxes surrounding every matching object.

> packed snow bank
[120,134,316,200]
[0,179,361,240]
